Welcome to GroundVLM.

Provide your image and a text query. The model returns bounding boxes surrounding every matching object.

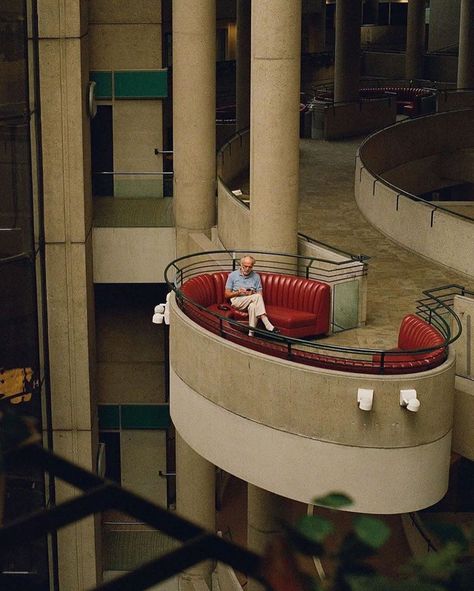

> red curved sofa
[179,275,448,374]
[180,272,331,338]
[372,314,447,371]
[359,87,437,116]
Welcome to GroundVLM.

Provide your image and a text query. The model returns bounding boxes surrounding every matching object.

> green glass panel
[114,70,168,99]
[333,280,360,332]
[98,405,120,430]
[121,404,171,429]
[90,71,112,99]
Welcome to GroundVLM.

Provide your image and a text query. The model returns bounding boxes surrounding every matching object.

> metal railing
[164,250,462,375]
[357,117,474,224]
[0,443,265,591]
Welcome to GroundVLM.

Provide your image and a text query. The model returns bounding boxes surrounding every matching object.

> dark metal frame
[1,444,266,591]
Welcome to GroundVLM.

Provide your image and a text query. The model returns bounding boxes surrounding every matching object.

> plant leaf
[425,520,469,551]
[283,523,325,557]
[297,515,334,543]
[312,492,352,509]
[353,516,391,549]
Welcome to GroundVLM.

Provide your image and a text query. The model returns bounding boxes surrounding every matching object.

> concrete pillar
[37,1,100,589]
[304,6,326,53]
[457,0,474,88]
[247,484,287,591]
[236,0,251,131]
[176,434,216,585]
[334,0,362,103]
[405,0,426,80]
[250,0,301,254]
[173,0,216,256]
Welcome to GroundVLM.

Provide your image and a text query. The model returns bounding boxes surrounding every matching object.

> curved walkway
[299,136,473,349]
[234,135,473,349]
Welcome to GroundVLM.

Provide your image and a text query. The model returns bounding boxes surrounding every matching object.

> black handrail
[164,250,465,374]
[357,111,474,224]
[1,443,266,591]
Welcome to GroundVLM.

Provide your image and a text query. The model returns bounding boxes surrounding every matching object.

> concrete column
[405,0,425,80]
[250,0,301,254]
[173,0,216,256]
[334,0,362,103]
[247,484,287,591]
[37,1,99,589]
[304,5,326,53]
[457,0,474,88]
[236,0,251,131]
[176,433,216,585]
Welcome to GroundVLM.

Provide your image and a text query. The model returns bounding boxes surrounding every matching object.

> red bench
[372,314,447,372]
[180,272,331,339]
[359,87,437,116]
[179,277,448,374]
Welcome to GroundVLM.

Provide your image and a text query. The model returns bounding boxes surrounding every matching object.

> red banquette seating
[180,272,331,338]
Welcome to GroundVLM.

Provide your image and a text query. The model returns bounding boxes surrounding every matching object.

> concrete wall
[88,1,164,198]
[362,51,405,79]
[437,90,474,112]
[320,97,397,140]
[428,0,461,53]
[452,294,474,460]
[170,296,456,514]
[92,227,176,283]
[356,110,474,277]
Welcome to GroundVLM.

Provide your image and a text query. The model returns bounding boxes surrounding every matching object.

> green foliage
[353,515,391,549]
[290,492,473,591]
[313,493,352,509]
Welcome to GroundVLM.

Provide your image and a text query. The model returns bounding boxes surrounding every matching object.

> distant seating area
[312,85,437,117]
[359,87,437,116]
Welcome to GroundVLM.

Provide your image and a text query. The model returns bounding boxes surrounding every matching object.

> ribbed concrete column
[173,0,216,256]
[457,0,474,88]
[250,0,301,254]
[334,0,362,103]
[247,485,287,591]
[176,433,216,584]
[237,0,251,131]
[405,0,425,80]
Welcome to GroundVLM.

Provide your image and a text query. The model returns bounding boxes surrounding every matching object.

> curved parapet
[170,294,456,514]
[356,109,474,278]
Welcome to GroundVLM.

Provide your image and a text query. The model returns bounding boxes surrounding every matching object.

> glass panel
[333,280,360,332]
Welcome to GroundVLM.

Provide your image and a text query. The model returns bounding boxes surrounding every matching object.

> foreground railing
[0,443,264,591]
[165,251,463,375]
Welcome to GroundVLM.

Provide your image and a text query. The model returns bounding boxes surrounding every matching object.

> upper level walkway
[232,135,472,350]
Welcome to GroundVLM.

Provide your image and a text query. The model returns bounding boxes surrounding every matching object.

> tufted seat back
[398,314,445,351]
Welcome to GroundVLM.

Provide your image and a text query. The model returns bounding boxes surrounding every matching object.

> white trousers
[230,293,267,328]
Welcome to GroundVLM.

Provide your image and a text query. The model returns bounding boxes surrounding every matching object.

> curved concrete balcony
[356,109,474,277]
[170,290,456,515]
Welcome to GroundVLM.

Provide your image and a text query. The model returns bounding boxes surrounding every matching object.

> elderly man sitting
[224,255,279,337]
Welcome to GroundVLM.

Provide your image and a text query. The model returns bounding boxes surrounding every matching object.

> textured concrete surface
[298,137,473,349]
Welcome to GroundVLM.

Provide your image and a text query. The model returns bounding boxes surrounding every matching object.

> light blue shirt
[225,269,262,292]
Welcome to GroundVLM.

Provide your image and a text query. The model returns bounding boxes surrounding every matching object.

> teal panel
[121,405,171,429]
[90,71,112,99]
[114,70,168,99]
[333,280,360,332]
[98,405,120,430]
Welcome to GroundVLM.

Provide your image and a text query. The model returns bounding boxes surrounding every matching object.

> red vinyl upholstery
[180,271,331,338]
[179,277,448,374]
